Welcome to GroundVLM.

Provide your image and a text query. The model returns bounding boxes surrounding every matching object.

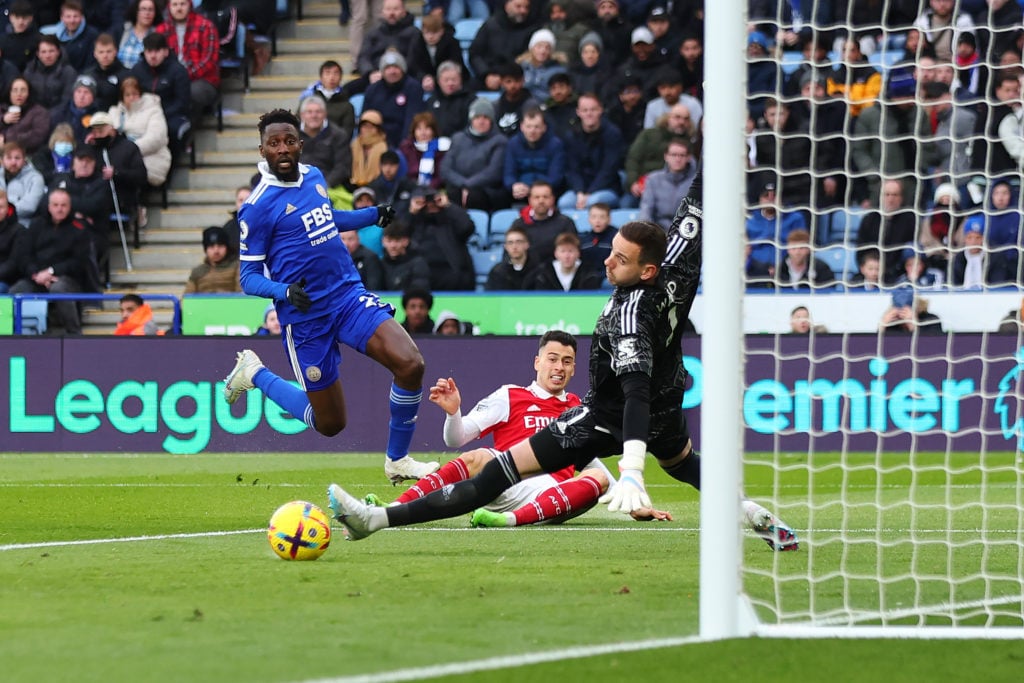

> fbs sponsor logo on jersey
[301,202,338,246]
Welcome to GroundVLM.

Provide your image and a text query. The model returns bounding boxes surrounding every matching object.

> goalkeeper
[329,169,799,551]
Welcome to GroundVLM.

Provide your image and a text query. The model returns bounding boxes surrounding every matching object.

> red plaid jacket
[157,11,220,87]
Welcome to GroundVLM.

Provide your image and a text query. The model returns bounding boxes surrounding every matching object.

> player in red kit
[365,330,670,526]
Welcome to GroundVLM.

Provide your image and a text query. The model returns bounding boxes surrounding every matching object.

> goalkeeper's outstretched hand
[376,204,395,227]
[286,278,311,313]
[599,469,652,513]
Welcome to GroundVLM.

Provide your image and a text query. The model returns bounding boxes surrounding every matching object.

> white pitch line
[810,594,1024,626]
[295,635,704,683]
[0,529,264,551]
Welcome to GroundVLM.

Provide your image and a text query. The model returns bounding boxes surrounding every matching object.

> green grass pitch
[1,451,1022,683]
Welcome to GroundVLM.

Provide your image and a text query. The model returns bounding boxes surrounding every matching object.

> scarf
[350,128,387,186]
[416,138,439,186]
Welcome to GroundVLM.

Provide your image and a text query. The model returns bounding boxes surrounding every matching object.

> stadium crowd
[7,0,1024,335]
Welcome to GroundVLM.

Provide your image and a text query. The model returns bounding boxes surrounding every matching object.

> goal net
[700,0,1024,639]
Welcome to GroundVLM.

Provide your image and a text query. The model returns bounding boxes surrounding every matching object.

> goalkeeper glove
[375,204,395,227]
[600,441,651,513]
[285,278,312,313]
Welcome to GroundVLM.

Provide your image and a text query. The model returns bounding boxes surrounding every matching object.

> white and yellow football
[267,500,331,561]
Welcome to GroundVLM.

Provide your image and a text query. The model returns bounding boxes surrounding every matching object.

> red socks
[395,457,471,504]
[512,476,603,526]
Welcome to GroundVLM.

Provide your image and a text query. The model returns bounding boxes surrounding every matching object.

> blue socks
[252,367,316,430]
[386,383,422,461]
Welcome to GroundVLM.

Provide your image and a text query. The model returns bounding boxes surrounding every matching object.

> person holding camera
[406,184,476,291]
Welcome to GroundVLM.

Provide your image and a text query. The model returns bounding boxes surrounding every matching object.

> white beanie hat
[529,29,556,50]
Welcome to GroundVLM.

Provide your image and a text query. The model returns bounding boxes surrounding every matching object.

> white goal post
[699,0,1024,640]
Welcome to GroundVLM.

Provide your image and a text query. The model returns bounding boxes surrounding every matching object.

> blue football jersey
[239,162,377,325]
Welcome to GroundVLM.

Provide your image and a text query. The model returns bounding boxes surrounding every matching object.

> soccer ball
[267,500,331,561]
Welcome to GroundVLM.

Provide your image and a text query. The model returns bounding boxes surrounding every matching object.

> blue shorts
[280,284,395,392]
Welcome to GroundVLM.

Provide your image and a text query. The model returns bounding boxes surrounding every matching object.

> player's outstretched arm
[239,259,289,300]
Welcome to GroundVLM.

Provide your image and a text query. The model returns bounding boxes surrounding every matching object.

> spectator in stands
[184,226,242,293]
[895,249,946,290]
[350,109,390,187]
[606,75,647,150]
[847,249,883,291]
[745,31,776,121]
[398,111,450,190]
[918,181,961,268]
[752,97,811,210]
[856,179,919,284]
[351,185,386,255]
[441,97,509,212]
[914,0,975,63]
[589,0,631,67]
[341,226,385,290]
[296,95,352,189]
[851,70,932,208]
[222,185,250,250]
[0,78,52,156]
[368,151,415,218]
[406,185,475,291]
[519,29,567,102]
[347,0,382,71]
[108,76,172,188]
[744,239,774,288]
[7,187,94,333]
[787,306,827,335]
[32,124,76,187]
[485,223,535,291]
[525,230,602,291]
[382,221,432,292]
[644,5,679,62]
[880,288,944,335]
[115,294,161,335]
[433,310,474,335]
[252,302,281,336]
[40,0,99,71]
[399,286,434,333]
[405,12,470,93]
[975,179,1020,277]
[569,32,610,100]
[950,214,1012,288]
[979,0,1022,67]
[780,34,828,98]
[643,67,702,131]
[131,32,192,155]
[504,107,566,204]
[23,35,78,115]
[0,1,42,72]
[493,62,538,137]
[602,27,665,105]
[746,178,806,268]
[775,229,836,291]
[559,93,624,211]
[116,0,160,69]
[540,72,578,141]
[639,138,696,230]
[539,0,589,59]
[424,60,475,138]
[469,0,539,91]
[50,75,100,145]
[300,60,357,137]
[624,103,693,209]
[85,111,149,218]
[827,38,881,120]
[51,144,114,272]
[0,141,46,227]
[513,180,577,262]
[578,201,616,273]
[364,50,426,148]
[84,33,131,111]
[0,48,22,109]
[0,189,23,293]
[356,0,421,86]
[155,0,220,131]
[792,71,846,211]
[919,80,977,186]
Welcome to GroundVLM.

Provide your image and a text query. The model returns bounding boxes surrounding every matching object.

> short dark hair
[319,60,342,74]
[539,330,577,352]
[38,34,61,50]
[380,150,400,165]
[505,224,529,241]
[142,32,168,51]
[547,72,572,88]
[619,221,667,267]
[401,287,433,310]
[258,108,300,138]
[120,293,145,307]
[498,62,524,79]
[9,0,34,18]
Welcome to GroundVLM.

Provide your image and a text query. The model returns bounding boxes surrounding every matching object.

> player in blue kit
[223,109,440,483]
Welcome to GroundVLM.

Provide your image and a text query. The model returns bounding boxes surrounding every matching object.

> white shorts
[485,474,560,513]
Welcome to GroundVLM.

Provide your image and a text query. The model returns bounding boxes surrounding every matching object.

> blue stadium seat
[819,208,866,244]
[19,300,47,335]
[454,19,483,49]
[488,208,520,245]
[474,90,501,102]
[466,208,489,248]
[780,51,804,75]
[471,248,502,288]
[818,245,858,281]
[610,208,639,226]
[564,209,590,233]
[349,93,364,118]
